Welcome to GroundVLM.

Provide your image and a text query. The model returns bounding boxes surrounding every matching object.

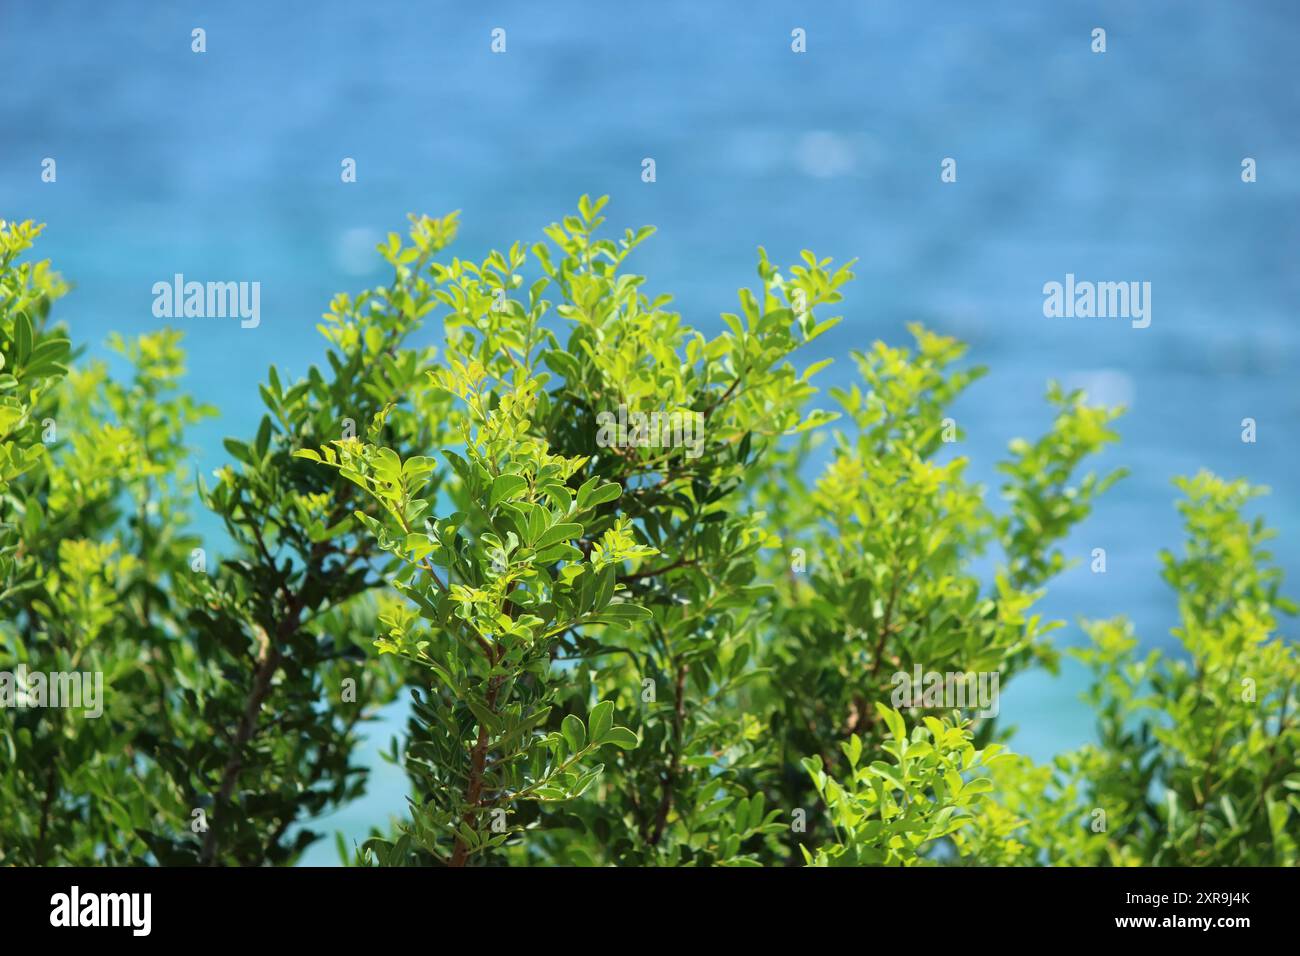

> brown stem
[201,607,296,865]
[449,582,518,867]
[619,556,695,582]
[703,365,749,421]
[450,671,503,867]
[856,573,902,737]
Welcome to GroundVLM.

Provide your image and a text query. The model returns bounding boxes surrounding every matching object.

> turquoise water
[2,1,1296,864]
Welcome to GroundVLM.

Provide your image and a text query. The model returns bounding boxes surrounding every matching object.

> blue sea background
[2,1,1296,864]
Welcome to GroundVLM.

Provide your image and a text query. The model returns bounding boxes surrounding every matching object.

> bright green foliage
[974,472,1299,866]
[1,221,217,862]
[1,202,1294,868]
[999,381,1128,590]
[508,202,846,866]
[297,372,647,865]
[802,705,1008,865]
[1,214,447,864]
[752,326,1126,859]
[168,213,464,865]
[296,195,840,865]
[1,221,69,564]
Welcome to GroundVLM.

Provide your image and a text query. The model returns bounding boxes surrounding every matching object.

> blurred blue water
[2,0,1296,864]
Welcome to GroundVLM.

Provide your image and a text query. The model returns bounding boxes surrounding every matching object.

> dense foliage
[1,204,1295,866]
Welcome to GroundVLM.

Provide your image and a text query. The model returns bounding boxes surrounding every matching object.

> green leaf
[534,522,582,550]
[489,473,529,509]
[561,713,586,752]
[866,761,903,790]
[14,312,33,366]
[577,479,621,511]
[223,438,253,465]
[875,703,907,744]
[602,726,639,749]
[844,734,862,767]
[467,699,500,735]
[255,415,272,457]
[588,700,614,743]
[592,603,652,625]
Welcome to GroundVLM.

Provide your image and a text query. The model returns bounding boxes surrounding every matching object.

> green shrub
[1,202,1293,866]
